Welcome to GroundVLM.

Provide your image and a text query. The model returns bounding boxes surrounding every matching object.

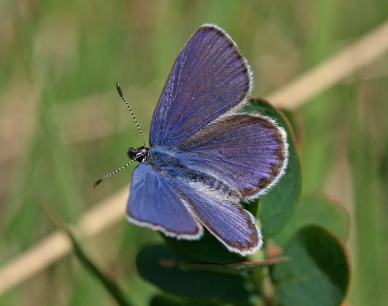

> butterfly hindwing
[127,164,203,239]
[176,113,288,200]
[168,176,262,256]
[150,24,251,149]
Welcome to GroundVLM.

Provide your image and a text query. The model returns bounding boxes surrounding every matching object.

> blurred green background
[1,0,387,305]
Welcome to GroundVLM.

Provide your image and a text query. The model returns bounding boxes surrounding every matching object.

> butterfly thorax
[127,146,149,162]
[146,147,241,200]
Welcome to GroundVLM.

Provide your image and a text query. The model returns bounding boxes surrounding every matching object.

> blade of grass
[34,196,132,306]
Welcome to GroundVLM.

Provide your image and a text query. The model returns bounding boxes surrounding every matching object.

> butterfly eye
[127,147,149,162]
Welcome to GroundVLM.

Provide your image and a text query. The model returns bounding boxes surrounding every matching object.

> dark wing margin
[175,113,288,200]
[127,164,203,239]
[150,24,252,149]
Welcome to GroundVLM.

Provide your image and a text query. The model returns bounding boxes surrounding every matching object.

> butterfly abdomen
[148,148,240,200]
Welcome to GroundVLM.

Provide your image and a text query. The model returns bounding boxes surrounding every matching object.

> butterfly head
[127,146,149,163]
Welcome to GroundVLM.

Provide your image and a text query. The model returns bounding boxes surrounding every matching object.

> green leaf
[150,294,221,306]
[272,194,349,248]
[136,244,252,303]
[150,295,185,306]
[163,231,244,263]
[271,225,350,306]
[243,198,261,218]
[279,108,302,143]
[242,98,302,237]
[180,257,290,274]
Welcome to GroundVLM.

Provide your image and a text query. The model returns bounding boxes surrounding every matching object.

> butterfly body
[133,145,242,199]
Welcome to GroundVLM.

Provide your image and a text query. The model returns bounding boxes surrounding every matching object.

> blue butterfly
[95,24,288,256]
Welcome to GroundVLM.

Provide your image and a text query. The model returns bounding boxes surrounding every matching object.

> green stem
[35,197,132,306]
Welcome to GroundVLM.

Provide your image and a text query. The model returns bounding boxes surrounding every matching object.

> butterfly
[94,24,288,256]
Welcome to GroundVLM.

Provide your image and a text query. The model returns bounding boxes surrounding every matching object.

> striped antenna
[116,83,146,147]
[93,83,147,188]
[93,159,135,188]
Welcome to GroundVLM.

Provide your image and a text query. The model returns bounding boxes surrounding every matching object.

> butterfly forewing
[150,25,251,149]
[128,164,203,239]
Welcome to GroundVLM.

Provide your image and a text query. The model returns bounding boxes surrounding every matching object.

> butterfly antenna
[116,83,146,147]
[93,159,135,188]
